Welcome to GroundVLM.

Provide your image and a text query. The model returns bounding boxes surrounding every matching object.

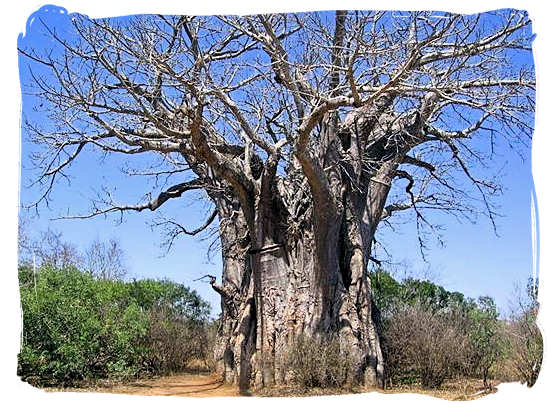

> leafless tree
[504,279,543,387]
[83,238,128,280]
[19,9,535,389]
[32,229,83,269]
[18,215,82,268]
[17,216,32,265]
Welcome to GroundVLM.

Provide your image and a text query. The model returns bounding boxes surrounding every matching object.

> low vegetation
[371,269,543,390]
[17,265,214,386]
[282,334,353,389]
[502,279,543,387]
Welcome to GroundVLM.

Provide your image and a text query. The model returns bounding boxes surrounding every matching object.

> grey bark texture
[211,99,419,389]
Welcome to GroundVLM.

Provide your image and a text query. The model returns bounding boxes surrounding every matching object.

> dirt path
[49,374,495,400]
[84,373,239,397]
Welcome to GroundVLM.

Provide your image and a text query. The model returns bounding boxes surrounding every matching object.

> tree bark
[211,168,390,391]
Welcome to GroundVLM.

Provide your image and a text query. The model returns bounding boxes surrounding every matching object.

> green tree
[370,269,402,318]
[371,270,475,316]
[466,296,501,389]
[128,278,210,322]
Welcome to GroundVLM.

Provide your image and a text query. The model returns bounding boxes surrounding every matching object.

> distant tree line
[18,218,128,281]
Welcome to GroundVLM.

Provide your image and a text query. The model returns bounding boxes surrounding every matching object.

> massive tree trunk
[210,154,395,391]
[204,80,418,391]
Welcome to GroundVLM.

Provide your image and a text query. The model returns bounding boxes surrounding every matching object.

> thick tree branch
[55,179,204,219]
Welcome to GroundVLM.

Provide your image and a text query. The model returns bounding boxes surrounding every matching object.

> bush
[18,266,149,385]
[144,307,209,373]
[502,279,543,387]
[282,334,353,389]
[372,270,545,390]
[382,303,468,388]
[18,265,212,386]
[464,296,502,388]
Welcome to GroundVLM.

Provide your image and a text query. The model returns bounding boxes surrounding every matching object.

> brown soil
[46,374,497,400]
[46,372,239,398]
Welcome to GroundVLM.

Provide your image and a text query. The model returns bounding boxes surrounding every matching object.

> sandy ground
[46,373,496,400]
[49,372,239,398]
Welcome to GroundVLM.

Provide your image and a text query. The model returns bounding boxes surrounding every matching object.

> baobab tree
[19,9,535,390]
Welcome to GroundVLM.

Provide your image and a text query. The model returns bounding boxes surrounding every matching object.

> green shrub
[17,265,211,386]
[464,296,502,388]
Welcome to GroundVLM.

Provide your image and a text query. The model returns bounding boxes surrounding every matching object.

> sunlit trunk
[211,174,391,390]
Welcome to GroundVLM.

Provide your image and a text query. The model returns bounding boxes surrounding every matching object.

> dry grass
[255,384,364,397]
[379,378,499,401]
[257,378,499,400]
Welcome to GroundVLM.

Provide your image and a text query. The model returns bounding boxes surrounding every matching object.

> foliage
[400,278,474,313]
[373,270,542,390]
[17,265,211,386]
[128,278,210,321]
[370,269,403,317]
[371,269,475,316]
[464,296,502,388]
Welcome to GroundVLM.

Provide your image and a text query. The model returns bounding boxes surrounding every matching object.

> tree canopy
[20,10,534,250]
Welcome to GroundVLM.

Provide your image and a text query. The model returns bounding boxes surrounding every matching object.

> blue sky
[17,6,536,317]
